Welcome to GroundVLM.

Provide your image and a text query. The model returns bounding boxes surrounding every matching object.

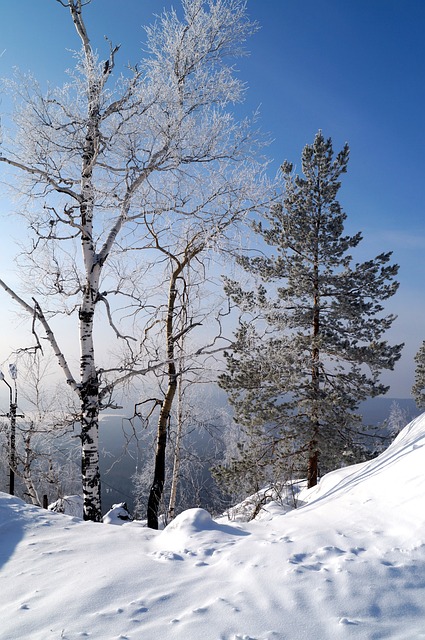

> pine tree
[412,341,425,409]
[219,131,403,491]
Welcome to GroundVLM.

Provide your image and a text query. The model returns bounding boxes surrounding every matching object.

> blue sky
[0,0,424,397]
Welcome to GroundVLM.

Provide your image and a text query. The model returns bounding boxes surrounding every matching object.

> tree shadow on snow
[0,494,26,570]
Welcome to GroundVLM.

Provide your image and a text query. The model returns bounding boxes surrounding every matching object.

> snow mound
[158,507,249,555]
[164,507,215,532]
[102,502,133,525]
[48,494,83,518]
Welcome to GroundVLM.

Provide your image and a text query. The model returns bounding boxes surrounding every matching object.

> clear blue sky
[0,0,424,397]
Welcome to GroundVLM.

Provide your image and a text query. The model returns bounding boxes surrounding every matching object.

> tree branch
[0,278,80,395]
[0,156,81,202]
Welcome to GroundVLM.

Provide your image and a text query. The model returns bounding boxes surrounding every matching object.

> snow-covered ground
[2,414,425,640]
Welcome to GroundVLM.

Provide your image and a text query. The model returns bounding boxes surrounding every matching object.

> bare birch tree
[131,223,235,527]
[145,247,203,529]
[0,0,267,520]
[139,181,259,528]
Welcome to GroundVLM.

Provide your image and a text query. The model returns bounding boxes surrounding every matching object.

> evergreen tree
[412,341,425,409]
[219,131,403,491]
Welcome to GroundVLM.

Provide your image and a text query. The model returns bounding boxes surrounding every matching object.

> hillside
[1,413,425,639]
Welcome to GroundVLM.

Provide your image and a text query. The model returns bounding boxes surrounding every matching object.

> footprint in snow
[339,617,360,625]
[151,550,184,561]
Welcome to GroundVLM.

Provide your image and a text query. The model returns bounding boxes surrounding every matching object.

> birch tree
[0,0,267,520]
[219,132,403,491]
[145,249,202,529]
[134,214,236,528]
[131,230,231,526]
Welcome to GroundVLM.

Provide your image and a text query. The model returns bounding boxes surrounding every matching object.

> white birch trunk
[167,370,183,521]
[22,429,41,507]
[79,285,102,521]
[75,2,104,520]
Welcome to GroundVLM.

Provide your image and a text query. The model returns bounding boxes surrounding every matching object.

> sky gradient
[0,0,424,397]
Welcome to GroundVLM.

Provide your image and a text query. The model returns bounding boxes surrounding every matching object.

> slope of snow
[1,414,425,639]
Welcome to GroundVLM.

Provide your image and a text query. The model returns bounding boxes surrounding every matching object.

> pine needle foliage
[218,131,403,493]
[412,341,425,409]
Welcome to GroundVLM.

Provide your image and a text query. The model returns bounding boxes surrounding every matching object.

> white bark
[0,0,269,520]
[167,362,184,522]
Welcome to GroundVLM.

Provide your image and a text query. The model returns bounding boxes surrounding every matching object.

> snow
[2,415,425,639]
[103,502,133,525]
[48,495,84,518]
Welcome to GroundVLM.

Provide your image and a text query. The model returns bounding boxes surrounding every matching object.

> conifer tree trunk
[308,193,321,488]
[308,312,320,487]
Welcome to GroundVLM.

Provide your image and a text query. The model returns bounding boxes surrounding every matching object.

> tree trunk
[308,324,320,489]
[308,221,321,489]
[77,31,103,521]
[9,401,16,496]
[167,368,184,522]
[307,448,318,489]
[79,284,102,522]
[22,428,41,506]
[147,383,177,529]
[80,381,101,521]
[147,273,180,529]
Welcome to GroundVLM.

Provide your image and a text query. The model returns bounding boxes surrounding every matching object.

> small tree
[412,341,425,409]
[386,400,409,437]
[216,320,303,500]
[138,240,234,528]
[145,245,204,529]
[219,131,403,490]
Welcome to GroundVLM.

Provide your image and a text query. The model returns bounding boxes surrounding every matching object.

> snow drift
[1,413,425,639]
